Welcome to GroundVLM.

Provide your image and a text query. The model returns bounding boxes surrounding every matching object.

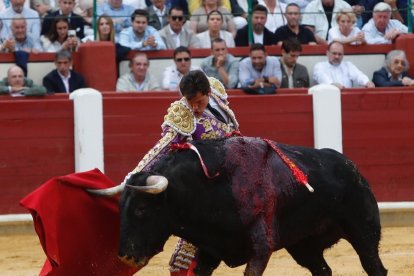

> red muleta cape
[20,168,139,276]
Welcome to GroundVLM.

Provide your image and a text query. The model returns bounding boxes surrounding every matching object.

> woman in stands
[40,15,80,52]
[82,15,115,43]
[327,8,366,45]
[196,10,235,48]
[190,0,236,37]
[373,50,414,87]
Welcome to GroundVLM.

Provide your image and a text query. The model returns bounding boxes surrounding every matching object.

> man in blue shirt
[238,43,282,90]
[0,0,41,40]
[119,9,166,51]
[1,15,42,53]
[97,0,135,42]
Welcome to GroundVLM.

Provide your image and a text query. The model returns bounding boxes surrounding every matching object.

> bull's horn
[126,175,168,194]
[86,172,132,196]
[87,182,125,196]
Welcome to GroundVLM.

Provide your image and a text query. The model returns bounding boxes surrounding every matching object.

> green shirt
[0,77,47,96]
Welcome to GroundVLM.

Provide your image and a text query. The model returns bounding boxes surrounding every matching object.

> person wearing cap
[362,2,408,44]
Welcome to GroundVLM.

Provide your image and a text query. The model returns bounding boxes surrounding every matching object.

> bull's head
[117,172,172,268]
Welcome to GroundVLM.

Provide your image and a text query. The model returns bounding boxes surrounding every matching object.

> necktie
[207,103,226,123]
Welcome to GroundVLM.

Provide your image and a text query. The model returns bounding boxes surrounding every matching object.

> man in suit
[158,6,200,49]
[43,49,86,93]
[41,0,85,39]
[235,4,275,46]
[279,38,310,88]
[148,0,169,30]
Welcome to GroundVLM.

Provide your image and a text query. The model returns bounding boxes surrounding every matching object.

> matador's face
[186,91,210,118]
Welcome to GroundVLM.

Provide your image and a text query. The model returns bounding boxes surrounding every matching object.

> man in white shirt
[257,0,287,33]
[362,2,408,44]
[0,0,41,39]
[162,46,201,91]
[158,6,200,49]
[313,41,375,89]
[302,0,351,44]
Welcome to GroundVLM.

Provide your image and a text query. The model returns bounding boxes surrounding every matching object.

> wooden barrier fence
[1,89,414,214]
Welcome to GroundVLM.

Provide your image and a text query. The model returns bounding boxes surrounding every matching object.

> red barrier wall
[102,94,314,183]
[0,96,74,213]
[1,91,413,214]
[342,91,414,201]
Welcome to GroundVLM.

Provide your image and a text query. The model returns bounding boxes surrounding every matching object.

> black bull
[119,136,387,275]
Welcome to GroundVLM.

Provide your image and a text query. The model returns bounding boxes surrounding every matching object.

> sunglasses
[175,57,191,62]
[171,16,184,22]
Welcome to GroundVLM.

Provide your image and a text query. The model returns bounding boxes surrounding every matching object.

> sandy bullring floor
[0,226,413,275]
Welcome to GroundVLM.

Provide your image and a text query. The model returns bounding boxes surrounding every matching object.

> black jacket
[235,25,275,46]
[43,69,86,93]
[42,11,85,39]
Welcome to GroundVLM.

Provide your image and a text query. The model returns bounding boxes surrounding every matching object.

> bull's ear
[126,175,168,194]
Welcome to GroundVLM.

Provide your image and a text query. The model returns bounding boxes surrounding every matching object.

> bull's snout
[118,254,148,268]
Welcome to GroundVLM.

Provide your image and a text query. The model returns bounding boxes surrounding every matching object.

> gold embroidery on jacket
[132,129,177,173]
[163,101,196,136]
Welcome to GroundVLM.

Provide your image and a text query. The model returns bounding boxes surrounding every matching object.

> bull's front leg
[194,249,221,276]
[244,217,274,276]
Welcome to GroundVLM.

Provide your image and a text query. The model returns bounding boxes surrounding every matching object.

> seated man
[0,0,41,39]
[274,3,317,45]
[201,38,239,89]
[1,15,42,53]
[42,0,85,39]
[31,0,57,18]
[362,2,408,44]
[43,50,86,93]
[257,0,287,33]
[235,4,275,46]
[279,38,310,88]
[119,9,166,51]
[313,41,375,89]
[116,52,160,92]
[162,46,201,91]
[97,0,135,42]
[239,43,282,91]
[0,65,46,96]
[147,0,169,30]
[158,6,200,49]
[373,49,414,87]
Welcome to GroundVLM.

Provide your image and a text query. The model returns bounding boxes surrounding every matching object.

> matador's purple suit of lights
[127,77,239,274]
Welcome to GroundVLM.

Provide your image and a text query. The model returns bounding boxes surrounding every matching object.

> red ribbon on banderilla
[171,143,220,179]
[263,138,314,192]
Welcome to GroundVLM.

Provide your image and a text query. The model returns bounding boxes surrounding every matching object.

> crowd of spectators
[0,0,413,94]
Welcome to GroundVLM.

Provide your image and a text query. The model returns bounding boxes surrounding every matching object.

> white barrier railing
[69,88,104,173]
